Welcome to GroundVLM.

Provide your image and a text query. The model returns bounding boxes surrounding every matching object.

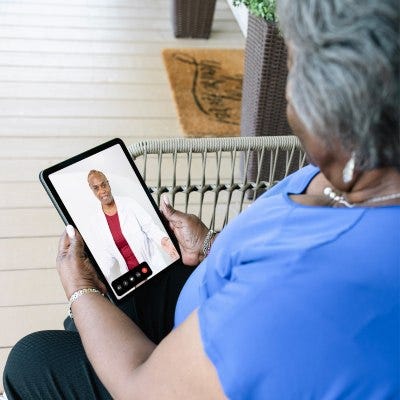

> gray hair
[277,0,399,171]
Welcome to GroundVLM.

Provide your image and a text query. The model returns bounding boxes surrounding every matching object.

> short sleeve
[198,283,255,398]
[197,245,399,399]
[197,262,301,399]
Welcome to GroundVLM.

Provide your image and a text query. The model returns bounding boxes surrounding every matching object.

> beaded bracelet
[202,229,218,258]
[68,288,103,319]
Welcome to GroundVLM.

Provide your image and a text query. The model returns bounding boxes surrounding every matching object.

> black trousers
[3,263,194,400]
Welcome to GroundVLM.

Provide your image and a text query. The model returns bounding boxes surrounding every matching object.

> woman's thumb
[160,194,176,220]
[66,225,75,239]
[66,225,85,255]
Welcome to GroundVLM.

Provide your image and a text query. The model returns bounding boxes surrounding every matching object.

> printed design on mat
[172,52,242,126]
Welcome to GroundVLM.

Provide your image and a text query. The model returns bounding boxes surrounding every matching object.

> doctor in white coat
[87,170,179,282]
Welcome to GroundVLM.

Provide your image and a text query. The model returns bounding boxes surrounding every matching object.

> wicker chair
[129,136,305,231]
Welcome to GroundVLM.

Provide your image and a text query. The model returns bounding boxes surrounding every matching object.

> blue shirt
[175,165,400,399]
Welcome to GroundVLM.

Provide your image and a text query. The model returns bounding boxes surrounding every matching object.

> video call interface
[48,143,180,299]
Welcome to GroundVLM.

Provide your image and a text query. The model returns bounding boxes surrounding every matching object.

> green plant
[233,0,277,23]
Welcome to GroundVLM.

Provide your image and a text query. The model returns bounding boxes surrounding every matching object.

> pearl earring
[343,152,355,184]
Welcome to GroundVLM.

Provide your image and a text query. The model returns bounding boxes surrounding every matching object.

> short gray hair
[277,0,399,171]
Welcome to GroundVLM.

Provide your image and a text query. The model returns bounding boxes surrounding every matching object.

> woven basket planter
[172,0,217,39]
[240,14,295,185]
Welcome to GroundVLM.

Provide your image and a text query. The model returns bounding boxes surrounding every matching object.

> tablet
[40,138,181,302]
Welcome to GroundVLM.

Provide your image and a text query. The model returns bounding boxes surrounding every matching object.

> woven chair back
[129,136,306,231]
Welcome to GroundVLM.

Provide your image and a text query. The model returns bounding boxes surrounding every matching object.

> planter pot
[172,0,217,39]
[240,14,295,185]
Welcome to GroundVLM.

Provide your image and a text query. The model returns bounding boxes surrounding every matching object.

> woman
[3,0,399,398]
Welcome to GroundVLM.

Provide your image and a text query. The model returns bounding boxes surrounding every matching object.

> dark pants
[3,263,194,400]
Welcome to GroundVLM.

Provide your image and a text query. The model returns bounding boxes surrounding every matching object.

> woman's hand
[56,226,107,299]
[160,195,210,266]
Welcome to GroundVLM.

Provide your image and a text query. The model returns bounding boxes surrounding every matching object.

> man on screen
[87,170,179,282]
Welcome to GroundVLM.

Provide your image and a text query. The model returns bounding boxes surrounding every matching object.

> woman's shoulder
[260,164,320,199]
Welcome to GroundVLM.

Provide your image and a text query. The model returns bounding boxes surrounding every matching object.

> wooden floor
[0,0,244,391]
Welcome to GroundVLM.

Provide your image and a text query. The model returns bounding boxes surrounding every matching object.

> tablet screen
[43,140,180,301]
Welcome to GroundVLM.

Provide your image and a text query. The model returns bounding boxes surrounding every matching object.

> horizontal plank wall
[0,0,245,392]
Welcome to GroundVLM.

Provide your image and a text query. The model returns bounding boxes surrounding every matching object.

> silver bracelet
[202,229,218,257]
[68,288,103,319]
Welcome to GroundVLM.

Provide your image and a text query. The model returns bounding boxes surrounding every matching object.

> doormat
[162,48,244,137]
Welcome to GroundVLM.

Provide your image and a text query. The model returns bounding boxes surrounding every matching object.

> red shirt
[105,212,139,270]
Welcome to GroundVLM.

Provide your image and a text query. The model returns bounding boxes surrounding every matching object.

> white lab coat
[87,196,169,282]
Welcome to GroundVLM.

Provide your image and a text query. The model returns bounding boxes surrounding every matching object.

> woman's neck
[344,167,400,206]
[294,167,400,207]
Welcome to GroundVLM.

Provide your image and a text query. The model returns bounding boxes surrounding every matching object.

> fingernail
[162,194,170,206]
[66,225,75,239]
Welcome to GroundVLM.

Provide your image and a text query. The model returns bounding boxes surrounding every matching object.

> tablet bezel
[39,138,182,303]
